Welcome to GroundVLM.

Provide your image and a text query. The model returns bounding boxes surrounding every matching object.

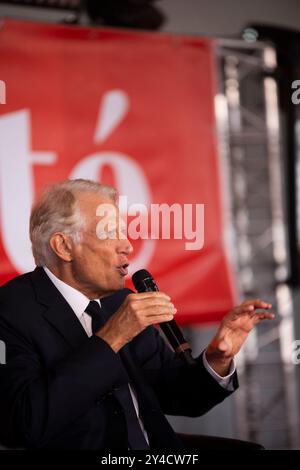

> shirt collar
[43,266,101,320]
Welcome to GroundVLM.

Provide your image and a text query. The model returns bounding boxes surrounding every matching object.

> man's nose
[118,236,134,255]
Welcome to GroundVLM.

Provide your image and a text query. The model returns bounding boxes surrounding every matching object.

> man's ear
[49,233,73,262]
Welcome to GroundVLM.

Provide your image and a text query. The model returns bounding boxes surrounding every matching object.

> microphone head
[132,269,158,292]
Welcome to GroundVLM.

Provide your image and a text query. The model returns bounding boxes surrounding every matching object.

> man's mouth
[116,263,129,277]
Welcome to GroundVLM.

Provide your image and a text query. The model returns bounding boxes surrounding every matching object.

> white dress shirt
[43,267,235,441]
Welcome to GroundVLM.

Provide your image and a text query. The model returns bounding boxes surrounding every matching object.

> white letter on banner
[0,110,57,273]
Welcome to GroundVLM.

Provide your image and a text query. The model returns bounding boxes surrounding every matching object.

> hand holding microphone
[97,269,196,366]
[96,290,177,353]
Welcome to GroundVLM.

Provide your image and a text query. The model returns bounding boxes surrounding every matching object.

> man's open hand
[205,299,275,376]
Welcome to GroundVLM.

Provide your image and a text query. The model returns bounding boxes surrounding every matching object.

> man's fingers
[235,305,254,314]
[143,305,177,318]
[230,305,275,322]
[232,300,273,317]
[231,305,256,318]
[128,292,171,302]
[241,299,272,309]
[151,313,177,323]
[253,312,275,322]
[130,298,175,313]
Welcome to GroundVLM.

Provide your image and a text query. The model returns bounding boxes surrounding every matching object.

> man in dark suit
[0,179,274,450]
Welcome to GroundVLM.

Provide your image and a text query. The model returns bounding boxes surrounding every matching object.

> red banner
[0,19,237,324]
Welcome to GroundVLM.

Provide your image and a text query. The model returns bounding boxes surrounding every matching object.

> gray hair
[30,178,117,267]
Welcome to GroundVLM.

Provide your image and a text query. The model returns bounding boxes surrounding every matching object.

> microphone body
[132,269,196,366]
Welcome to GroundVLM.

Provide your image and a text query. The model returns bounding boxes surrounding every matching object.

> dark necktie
[85,300,105,334]
[84,300,149,450]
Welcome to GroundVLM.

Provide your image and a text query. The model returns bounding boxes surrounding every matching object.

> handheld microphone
[132,269,196,366]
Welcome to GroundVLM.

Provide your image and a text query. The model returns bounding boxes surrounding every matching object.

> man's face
[70,192,133,298]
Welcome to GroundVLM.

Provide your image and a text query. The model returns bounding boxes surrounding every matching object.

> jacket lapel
[31,267,88,348]
[31,268,145,385]
[31,268,154,421]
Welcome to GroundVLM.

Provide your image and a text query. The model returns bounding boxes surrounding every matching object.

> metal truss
[215,38,299,449]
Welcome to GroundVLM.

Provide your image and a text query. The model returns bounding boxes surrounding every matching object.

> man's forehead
[77,191,117,214]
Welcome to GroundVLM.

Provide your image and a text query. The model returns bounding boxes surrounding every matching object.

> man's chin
[100,279,126,298]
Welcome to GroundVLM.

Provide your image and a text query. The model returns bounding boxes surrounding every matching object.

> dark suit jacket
[0,267,238,450]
